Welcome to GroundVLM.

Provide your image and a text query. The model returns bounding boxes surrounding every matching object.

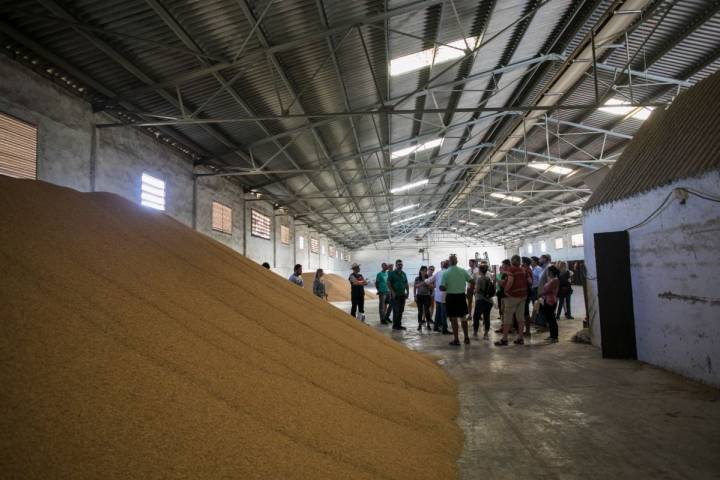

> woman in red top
[541,265,560,342]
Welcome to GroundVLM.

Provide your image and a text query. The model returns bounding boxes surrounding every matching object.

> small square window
[310,238,319,254]
[280,225,290,245]
[555,237,564,249]
[141,173,165,211]
[0,112,37,179]
[251,209,271,240]
[571,233,584,248]
[212,201,232,234]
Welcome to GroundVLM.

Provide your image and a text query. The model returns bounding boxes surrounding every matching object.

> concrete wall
[0,56,325,269]
[583,170,720,387]
[518,225,585,261]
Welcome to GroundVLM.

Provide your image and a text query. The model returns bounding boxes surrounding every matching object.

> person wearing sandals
[440,254,474,346]
[313,268,328,300]
[495,255,532,346]
[414,266,433,331]
[540,265,560,342]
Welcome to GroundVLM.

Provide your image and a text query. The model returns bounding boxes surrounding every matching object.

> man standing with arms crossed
[375,263,391,325]
[441,254,474,345]
[387,259,409,330]
[495,255,532,346]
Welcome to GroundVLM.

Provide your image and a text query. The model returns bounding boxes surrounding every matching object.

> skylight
[391,210,436,226]
[390,179,429,194]
[599,97,654,121]
[471,208,497,217]
[391,138,444,159]
[490,192,524,203]
[393,203,419,213]
[390,37,478,76]
[528,162,574,176]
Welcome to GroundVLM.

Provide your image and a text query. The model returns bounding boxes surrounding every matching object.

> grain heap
[301,272,372,302]
[0,177,461,480]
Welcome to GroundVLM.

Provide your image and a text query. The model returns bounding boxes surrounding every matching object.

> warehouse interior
[1,0,719,478]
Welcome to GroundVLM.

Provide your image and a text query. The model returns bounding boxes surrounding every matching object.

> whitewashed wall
[583,170,720,387]
[518,225,586,261]
[353,237,505,288]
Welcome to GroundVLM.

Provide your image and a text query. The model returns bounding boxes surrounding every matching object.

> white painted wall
[353,235,505,287]
[518,225,586,261]
[583,170,720,387]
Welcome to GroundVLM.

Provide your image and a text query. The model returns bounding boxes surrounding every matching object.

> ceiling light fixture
[528,162,574,175]
[471,208,497,217]
[490,192,524,203]
[391,138,444,159]
[390,210,436,226]
[599,97,654,121]
[392,203,419,213]
[390,37,478,76]
[390,179,429,194]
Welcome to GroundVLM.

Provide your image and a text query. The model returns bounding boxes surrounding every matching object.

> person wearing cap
[387,259,409,330]
[349,263,368,321]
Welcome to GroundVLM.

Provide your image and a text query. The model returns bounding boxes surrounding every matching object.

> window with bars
[571,233,584,248]
[0,112,37,179]
[280,225,290,245]
[310,238,319,254]
[251,209,271,240]
[212,201,232,234]
[141,173,165,211]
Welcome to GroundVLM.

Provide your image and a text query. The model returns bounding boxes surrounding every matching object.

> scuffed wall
[583,170,720,386]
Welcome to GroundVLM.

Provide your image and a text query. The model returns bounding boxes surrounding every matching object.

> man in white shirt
[288,264,304,287]
[427,260,451,334]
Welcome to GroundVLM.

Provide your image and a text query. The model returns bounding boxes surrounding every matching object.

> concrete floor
[333,297,720,480]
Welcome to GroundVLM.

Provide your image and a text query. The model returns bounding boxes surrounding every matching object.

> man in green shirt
[375,263,390,325]
[387,259,409,330]
[440,254,473,345]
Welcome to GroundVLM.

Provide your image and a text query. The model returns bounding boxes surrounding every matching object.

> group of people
[368,253,575,347]
[285,255,576,347]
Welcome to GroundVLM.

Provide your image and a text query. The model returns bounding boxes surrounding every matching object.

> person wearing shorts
[495,255,531,346]
[440,254,473,346]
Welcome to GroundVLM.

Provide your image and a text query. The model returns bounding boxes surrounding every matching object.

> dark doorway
[593,231,637,359]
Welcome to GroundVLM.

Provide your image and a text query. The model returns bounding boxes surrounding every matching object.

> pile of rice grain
[0,177,461,480]
[301,272,373,302]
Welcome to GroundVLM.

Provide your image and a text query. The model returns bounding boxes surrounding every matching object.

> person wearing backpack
[472,262,495,340]
[495,255,532,346]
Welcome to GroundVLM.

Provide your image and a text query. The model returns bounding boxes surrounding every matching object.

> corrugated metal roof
[584,68,720,210]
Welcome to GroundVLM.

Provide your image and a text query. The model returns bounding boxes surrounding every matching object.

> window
[0,112,37,179]
[571,233,584,248]
[310,237,319,254]
[599,97,654,121]
[211,201,232,234]
[555,237,564,249]
[329,245,336,258]
[526,244,533,254]
[141,173,165,211]
[280,225,290,245]
[251,209,271,239]
[540,241,547,253]
[298,235,304,250]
